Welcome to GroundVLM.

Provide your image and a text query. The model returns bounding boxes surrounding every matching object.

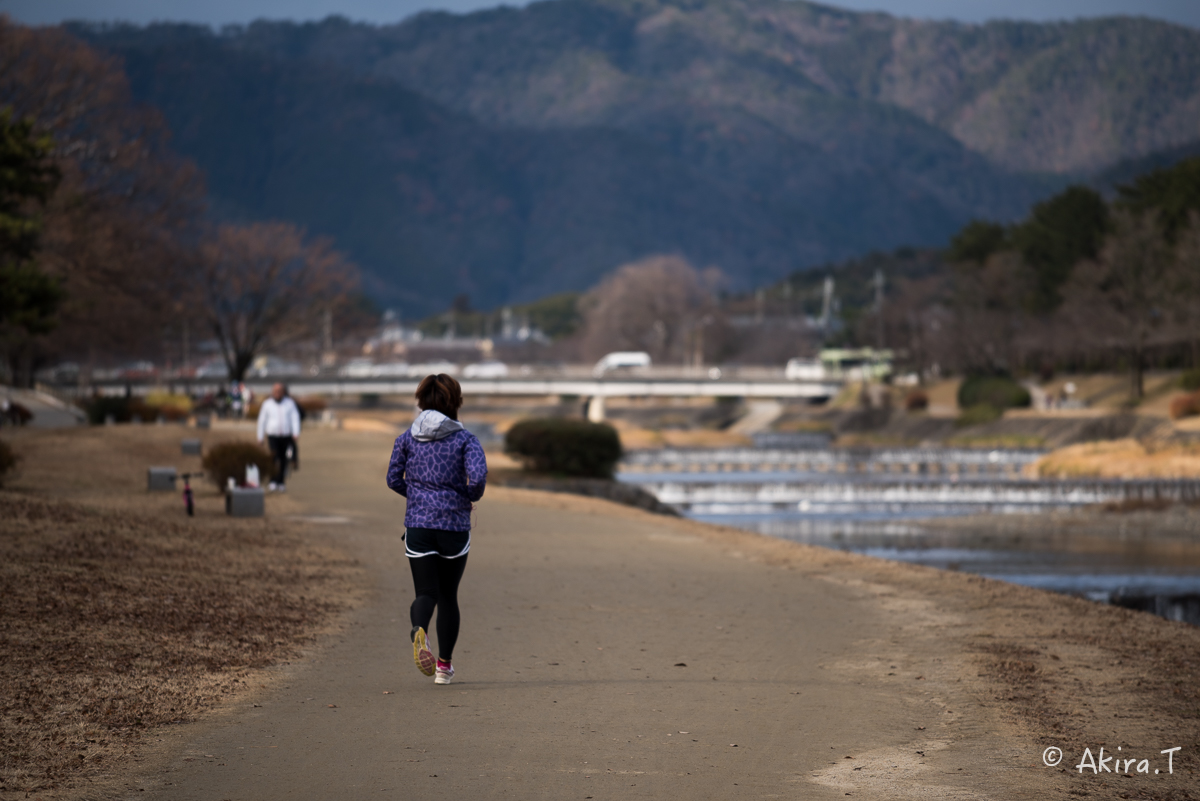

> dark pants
[409,554,468,661]
[267,435,294,485]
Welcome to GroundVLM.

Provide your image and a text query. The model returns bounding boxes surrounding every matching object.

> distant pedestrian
[229,381,244,418]
[386,374,487,685]
[256,382,301,492]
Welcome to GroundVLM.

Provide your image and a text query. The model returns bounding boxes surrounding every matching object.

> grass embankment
[1033,438,1200,479]
[0,427,362,798]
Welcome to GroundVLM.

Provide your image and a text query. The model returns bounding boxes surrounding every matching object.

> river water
[618,444,1200,625]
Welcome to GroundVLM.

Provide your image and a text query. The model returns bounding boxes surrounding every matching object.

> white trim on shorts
[405,533,471,559]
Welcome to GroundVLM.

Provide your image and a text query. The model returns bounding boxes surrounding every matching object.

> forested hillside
[72,0,1200,315]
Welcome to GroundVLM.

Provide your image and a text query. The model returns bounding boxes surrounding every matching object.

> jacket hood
[410,409,465,442]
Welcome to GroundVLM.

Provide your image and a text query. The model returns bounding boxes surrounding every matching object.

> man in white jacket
[256,383,302,491]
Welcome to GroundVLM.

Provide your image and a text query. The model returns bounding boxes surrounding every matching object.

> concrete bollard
[181,439,202,456]
[226,486,265,517]
[148,467,177,491]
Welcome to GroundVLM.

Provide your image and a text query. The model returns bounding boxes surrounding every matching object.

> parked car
[247,355,303,377]
[407,361,458,377]
[338,358,374,378]
[785,358,826,381]
[116,361,157,380]
[195,359,229,379]
[369,362,410,377]
[463,361,509,379]
[593,351,651,377]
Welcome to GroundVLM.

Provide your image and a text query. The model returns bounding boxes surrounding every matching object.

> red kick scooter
[180,472,202,516]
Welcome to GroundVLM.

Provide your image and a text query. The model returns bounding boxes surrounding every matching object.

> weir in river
[617,446,1200,625]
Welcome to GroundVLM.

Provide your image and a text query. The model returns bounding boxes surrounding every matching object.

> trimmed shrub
[505,418,623,478]
[144,392,193,414]
[129,399,189,422]
[1169,391,1200,420]
[296,396,326,419]
[956,403,1003,428]
[201,441,275,489]
[957,375,1031,411]
[83,396,130,424]
[0,439,16,487]
[1181,369,1200,392]
[904,389,929,412]
[82,396,191,424]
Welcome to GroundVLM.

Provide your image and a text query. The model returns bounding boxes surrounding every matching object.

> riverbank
[0,426,365,798]
[1,425,1198,798]
[1033,438,1200,479]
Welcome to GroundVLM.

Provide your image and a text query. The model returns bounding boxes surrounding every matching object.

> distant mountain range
[72,0,1200,316]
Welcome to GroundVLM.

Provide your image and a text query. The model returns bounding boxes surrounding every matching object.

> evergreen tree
[1117,157,1200,242]
[0,108,62,337]
[1009,186,1110,313]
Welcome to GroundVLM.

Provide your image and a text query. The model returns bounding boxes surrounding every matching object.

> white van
[463,361,509,378]
[785,358,826,381]
[593,351,651,377]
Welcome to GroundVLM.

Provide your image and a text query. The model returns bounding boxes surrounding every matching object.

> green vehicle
[818,348,893,382]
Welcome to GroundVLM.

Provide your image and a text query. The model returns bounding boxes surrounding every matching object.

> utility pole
[321,308,336,367]
[820,276,834,340]
[873,268,885,350]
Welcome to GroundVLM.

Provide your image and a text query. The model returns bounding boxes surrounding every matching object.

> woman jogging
[386,374,487,685]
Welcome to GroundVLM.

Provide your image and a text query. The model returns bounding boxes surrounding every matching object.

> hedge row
[504,418,622,479]
[957,375,1031,411]
[0,439,16,487]
[201,442,275,489]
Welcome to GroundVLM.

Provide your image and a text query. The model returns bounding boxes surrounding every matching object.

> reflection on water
[621,447,1200,625]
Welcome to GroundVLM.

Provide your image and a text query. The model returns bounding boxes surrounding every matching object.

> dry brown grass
[604,418,751,450]
[1032,438,1200,479]
[0,426,363,797]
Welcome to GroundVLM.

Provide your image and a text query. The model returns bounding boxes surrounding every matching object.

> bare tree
[878,274,953,382]
[1061,209,1179,398]
[1173,211,1200,367]
[947,250,1033,374]
[579,255,722,364]
[0,20,204,374]
[200,222,358,381]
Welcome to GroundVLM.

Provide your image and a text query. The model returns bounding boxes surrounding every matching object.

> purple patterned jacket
[386,410,488,532]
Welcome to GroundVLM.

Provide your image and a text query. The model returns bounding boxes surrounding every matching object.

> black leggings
[409,555,468,661]
[266,435,293,484]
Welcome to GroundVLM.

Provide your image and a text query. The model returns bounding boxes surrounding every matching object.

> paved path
[132,429,1047,800]
[4,388,85,428]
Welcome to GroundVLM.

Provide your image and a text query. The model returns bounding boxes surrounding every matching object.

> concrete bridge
[79,375,844,402]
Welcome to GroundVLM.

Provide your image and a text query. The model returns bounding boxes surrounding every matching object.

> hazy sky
[4,0,1199,29]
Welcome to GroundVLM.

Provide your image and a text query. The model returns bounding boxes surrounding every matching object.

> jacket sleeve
[463,435,488,502]
[386,434,409,497]
[256,400,268,440]
[289,399,301,435]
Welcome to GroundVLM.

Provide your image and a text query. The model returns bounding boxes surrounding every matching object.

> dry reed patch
[0,492,362,797]
[1033,438,1200,479]
[601,419,752,450]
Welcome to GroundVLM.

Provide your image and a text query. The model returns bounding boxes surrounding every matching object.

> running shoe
[434,659,454,685]
[412,627,435,676]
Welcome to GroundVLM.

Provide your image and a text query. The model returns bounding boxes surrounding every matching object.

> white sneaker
[434,659,454,685]
[267,482,279,492]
